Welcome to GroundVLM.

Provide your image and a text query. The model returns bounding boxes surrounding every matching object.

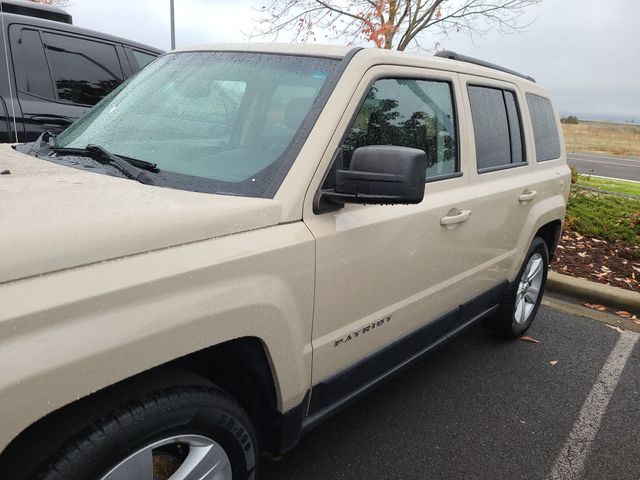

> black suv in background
[0,0,162,142]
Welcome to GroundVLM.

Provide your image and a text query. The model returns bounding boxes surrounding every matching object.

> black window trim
[321,72,462,189]
[467,82,528,174]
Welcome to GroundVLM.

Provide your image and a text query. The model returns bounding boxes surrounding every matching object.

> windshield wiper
[52,144,159,182]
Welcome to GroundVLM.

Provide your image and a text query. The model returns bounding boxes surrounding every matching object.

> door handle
[440,208,471,226]
[518,190,538,202]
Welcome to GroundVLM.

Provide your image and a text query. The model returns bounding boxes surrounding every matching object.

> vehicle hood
[0,145,282,284]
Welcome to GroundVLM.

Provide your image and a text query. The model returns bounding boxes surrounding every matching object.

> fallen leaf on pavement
[520,336,541,344]
[633,319,640,326]
[550,360,558,365]
[605,324,625,333]
[583,303,607,311]
[616,311,633,318]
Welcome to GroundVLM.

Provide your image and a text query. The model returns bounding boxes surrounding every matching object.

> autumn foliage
[255,0,541,50]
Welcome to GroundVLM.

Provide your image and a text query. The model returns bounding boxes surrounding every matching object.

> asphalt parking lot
[262,303,640,480]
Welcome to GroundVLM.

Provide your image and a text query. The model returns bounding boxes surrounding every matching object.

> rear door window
[468,85,526,172]
[526,93,561,161]
[43,32,124,106]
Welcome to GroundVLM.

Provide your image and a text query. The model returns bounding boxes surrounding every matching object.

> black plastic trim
[264,391,310,455]
[477,161,528,174]
[425,171,463,183]
[436,50,535,83]
[478,162,529,173]
[303,281,509,432]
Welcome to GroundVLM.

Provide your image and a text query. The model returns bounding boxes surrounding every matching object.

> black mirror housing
[321,146,427,207]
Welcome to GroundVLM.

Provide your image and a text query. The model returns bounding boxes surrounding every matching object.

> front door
[303,66,486,419]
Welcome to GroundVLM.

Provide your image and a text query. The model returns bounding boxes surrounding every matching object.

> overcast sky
[68,0,639,122]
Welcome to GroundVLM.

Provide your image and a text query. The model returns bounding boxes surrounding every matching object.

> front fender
[0,222,315,453]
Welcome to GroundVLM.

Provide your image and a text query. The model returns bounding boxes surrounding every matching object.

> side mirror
[318,146,427,210]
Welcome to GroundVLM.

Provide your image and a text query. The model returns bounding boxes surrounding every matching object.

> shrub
[561,115,579,124]
[569,164,581,184]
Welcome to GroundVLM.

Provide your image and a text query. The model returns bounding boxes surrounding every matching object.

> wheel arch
[0,336,301,478]
[534,219,563,261]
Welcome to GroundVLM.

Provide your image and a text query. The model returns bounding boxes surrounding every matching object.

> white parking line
[547,331,639,480]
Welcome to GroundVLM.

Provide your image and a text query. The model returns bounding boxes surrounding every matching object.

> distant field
[562,121,640,158]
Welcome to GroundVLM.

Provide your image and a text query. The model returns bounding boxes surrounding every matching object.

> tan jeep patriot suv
[0,44,570,480]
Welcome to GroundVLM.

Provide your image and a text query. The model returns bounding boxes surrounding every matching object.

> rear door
[304,66,492,418]
[458,75,537,290]
[10,26,125,140]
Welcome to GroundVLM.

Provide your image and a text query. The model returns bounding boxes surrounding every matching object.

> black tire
[484,237,549,338]
[29,386,258,480]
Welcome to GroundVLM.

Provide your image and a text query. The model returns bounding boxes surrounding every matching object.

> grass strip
[575,176,640,196]
[566,189,639,245]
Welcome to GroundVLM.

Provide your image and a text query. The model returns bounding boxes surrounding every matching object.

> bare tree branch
[251,0,542,50]
[26,0,71,6]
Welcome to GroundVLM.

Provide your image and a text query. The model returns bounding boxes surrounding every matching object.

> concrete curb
[546,271,640,314]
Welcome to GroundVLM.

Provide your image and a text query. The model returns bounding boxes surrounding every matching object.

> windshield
[55,52,340,197]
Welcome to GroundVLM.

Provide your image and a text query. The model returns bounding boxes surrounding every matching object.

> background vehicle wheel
[484,237,549,338]
[33,386,258,480]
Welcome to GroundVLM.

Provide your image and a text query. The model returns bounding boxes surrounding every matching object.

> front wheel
[33,386,258,480]
[484,237,549,338]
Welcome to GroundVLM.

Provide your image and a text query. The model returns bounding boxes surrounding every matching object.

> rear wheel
[484,237,549,338]
[33,386,258,480]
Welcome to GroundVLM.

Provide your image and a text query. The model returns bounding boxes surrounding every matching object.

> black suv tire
[484,237,549,338]
[30,386,258,480]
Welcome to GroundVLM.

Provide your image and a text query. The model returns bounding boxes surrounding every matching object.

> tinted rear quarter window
[526,93,561,161]
[468,85,525,171]
[43,33,124,106]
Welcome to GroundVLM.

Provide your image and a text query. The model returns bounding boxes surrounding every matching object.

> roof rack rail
[0,0,72,24]
[434,50,535,83]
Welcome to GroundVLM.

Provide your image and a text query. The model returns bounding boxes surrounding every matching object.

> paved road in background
[567,153,640,181]
[262,306,640,480]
